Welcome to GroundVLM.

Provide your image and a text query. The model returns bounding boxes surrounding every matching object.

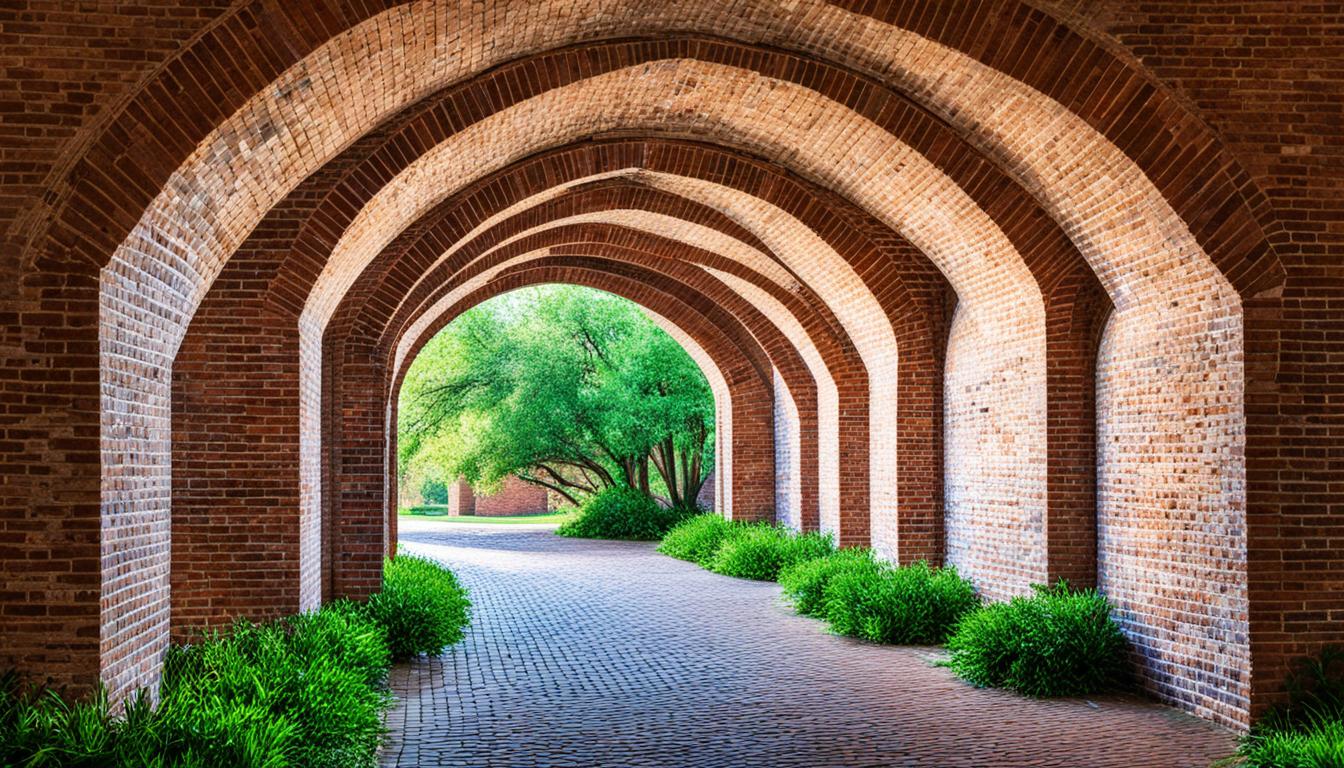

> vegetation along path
[381,519,1236,767]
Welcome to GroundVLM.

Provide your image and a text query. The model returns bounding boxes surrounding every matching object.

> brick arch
[309,138,958,571]
[358,197,868,539]
[275,53,1242,722]
[377,258,782,562]
[328,147,926,559]
[400,256,782,516]
[92,31,1231,613]
[322,231,825,598]
[23,6,1279,299]
[377,226,827,527]
[1,2,1286,727]
[170,139,897,640]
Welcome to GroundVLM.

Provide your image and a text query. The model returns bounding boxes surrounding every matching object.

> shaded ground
[381,519,1236,767]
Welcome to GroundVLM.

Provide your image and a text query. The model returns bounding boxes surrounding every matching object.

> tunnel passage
[3,0,1332,733]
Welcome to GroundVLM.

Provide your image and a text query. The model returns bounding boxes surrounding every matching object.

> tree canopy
[398,285,716,509]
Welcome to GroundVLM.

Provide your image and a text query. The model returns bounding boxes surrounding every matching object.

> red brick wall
[472,477,552,518]
[447,479,474,518]
[1044,0,1344,719]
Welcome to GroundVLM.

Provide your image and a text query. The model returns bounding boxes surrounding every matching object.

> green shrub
[1239,716,1344,768]
[420,477,450,506]
[159,605,392,768]
[0,678,155,768]
[708,526,834,581]
[363,553,471,661]
[657,513,737,565]
[779,548,879,616]
[1237,649,1344,767]
[822,560,979,644]
[1,601,393,768]
[1,555,473,767]
[944,582,1127,697]
[556,486,691,540]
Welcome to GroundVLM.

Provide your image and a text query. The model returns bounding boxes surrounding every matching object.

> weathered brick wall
[1036,0,1344,719]
[0,1,1338,732]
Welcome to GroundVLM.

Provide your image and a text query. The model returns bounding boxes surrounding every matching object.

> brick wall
[472,476,552,517]
[447,479,474,517]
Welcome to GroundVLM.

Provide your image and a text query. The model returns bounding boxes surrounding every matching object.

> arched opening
[391,284,724,531]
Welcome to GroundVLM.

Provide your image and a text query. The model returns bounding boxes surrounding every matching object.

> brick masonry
[0,0,1337,732]
[446,477,551,518]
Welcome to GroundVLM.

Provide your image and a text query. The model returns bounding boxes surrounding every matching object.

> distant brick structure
[450,477,551,517]
[0,0,1338,732]
[446,479,475,518]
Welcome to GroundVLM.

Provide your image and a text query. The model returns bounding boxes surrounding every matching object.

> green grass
[363,553,472,661]
[1235,649,1344,767]
[657,514,737,566]
[398,508,575,525]
[707,525,834,581]
[823,560,979,645]
[778,547,880,616]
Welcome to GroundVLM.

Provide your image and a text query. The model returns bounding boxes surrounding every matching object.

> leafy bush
[779,548,880,616]
[420,477,449,506]
[363,553,472,661]
[1237,649,1344,767]
[708,526,834,581]
[944,582,1126,697]
[0,679,162,768]
[822,560,979,644]
[1,555,472,767]
[556,486,691,541]
[160,606,392,768]
[657,513,737,565]
[1,602,393,768]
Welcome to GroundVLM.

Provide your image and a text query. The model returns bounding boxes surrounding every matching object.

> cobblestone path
[381,520,1236,767]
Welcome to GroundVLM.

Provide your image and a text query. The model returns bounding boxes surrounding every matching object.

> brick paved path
[381,520,1237,767]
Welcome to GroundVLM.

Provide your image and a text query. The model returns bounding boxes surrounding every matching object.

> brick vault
[0,1,1339,731]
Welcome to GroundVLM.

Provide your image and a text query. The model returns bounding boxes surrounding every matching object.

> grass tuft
[707,525,834,581]
[778,548,880,617]
[1,555,470,767]
[363,553,472,661]
[1236,648,1344,767]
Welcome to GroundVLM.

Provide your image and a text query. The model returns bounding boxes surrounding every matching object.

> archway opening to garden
[393,285,724,533]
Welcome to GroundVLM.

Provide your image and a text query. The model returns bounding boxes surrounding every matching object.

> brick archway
[4,1,1323,733]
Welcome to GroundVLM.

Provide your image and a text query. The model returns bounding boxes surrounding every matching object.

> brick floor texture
[0,0,1340,733]
[381,520,1236,767]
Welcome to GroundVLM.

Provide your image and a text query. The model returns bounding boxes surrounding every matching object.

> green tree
[398,286,715,509]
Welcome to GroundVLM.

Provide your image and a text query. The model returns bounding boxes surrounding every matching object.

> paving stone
[381,520,1236,767]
